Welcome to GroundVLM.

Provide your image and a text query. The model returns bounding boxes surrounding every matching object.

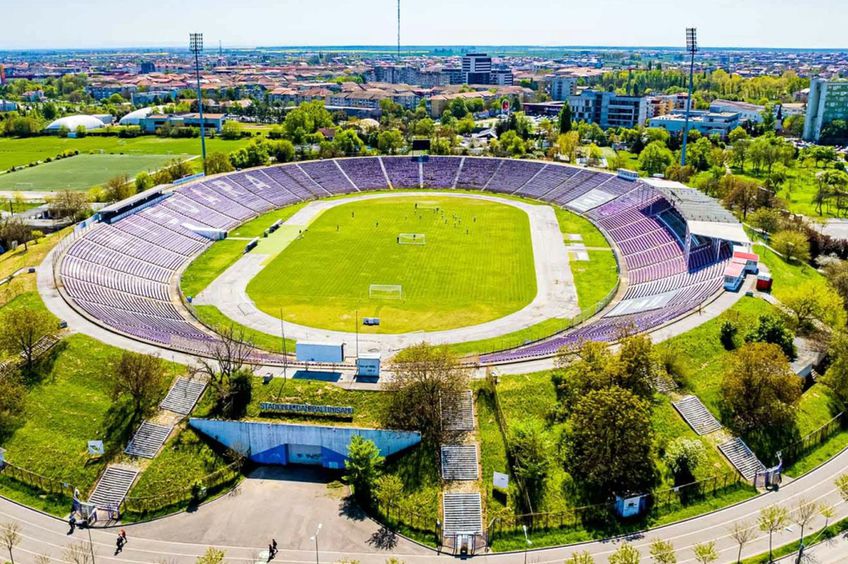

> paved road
[195,191,581,356]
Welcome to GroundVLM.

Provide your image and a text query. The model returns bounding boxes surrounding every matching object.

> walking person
[115,533,124,555]
[68,513,76,534]
[271,539,278,556]
[120,529,127,545]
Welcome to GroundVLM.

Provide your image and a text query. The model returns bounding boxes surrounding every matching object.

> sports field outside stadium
[245,195,538,333]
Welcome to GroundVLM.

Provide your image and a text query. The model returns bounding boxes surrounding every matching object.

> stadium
[43,155,750,367]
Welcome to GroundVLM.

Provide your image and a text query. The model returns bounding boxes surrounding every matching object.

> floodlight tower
[189,33,208,175]
[680,27,698,166]
[397,0,401,59]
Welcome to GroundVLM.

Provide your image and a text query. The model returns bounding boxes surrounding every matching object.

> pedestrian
[116,534,124,555]
[68,513,76,534]
[120,529,127,544]
[272,539,278,555]
[267,544,274,561]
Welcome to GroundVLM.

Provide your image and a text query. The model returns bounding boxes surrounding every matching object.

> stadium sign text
[260,402,354,417]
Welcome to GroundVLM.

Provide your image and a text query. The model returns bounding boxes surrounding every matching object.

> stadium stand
[56,157,743,363]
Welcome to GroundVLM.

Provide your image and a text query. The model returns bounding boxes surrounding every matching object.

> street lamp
[680,27,698,167]
[189,32,208,175]
[522,524,532,564]
[309,523,322,564]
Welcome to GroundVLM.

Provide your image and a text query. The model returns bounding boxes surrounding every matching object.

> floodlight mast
[397,0,401,59]
[680,27,698,167]
[189,33,208,175]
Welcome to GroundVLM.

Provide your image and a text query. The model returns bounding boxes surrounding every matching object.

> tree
[220,120,243,140]
[134,171,154,193]
[781,282,845,333]
[747,207,783,234]
[648,538,676,563]
[728,521,755,563]
[565,552,595,564]
[384,343,469,444]
[663,438,705,485]
[0,520,20,564]
[509,420,552,508]
[791,498,818,562]
[565,387,655,499]
[721,343,801,440]
[0,218,34,251]
[771,230,810,264]
[103,174,134,202]
[823,331,848,404]
[374,474,404,514]
[609,543,641,564]
[48,190,90,221]
[835,472,848,502]
[758,505,789,562]
[638,141,674,175]
[109,351,167,416]
[558,102,573,133]
[205,152,235,175]
[721,176,761,219]
[692,541,718,564]
[196,547,226,564]
[555,131,580,162]
[64,542,94,564]
[283,100,333,143]
[334,129,364,156]
[377,128,404,155]
[195,325,254,419]
[345,435,384,504]
[0,306,57,372]
[270,139,296,163]
[745,314,796,359]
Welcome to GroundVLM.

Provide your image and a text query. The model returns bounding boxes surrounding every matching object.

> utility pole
[680,27,698,166]
[189,33,208,175]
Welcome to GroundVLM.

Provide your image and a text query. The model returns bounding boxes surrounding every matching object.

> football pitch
[0,153,185,191]
[246,195,537,333]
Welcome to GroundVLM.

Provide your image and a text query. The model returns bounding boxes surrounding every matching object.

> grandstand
[54,156,748,364]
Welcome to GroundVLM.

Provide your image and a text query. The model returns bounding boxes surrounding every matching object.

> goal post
[397,233,426,245]
[369,284,403,300]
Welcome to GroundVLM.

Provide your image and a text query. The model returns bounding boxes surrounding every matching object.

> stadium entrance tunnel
[189,418,421,469]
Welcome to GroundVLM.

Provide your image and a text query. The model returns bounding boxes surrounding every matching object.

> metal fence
[488,470,743,540]
[0,460,76,499]
[375,499,439,538]
[780,411,847,466]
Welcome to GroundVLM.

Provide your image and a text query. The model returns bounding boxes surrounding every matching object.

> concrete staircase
[159,377,207,415]
[441,445,479,481]
[673,395,722,435]
[442,492,483,537]
[442,390,474,432]
[718,437,767,481]
[124,421,173,459]
[89,466,138,510]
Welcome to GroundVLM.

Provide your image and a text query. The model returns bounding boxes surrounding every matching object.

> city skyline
[2,0,848,50]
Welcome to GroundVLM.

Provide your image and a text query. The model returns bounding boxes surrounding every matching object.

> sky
[2,0,847,50]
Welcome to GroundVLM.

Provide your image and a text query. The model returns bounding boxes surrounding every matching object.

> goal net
[416,201,439,210]
[398,233,426,245]
[369,284,403,300]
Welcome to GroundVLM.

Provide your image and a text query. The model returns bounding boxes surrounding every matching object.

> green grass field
[246,195,537,333]
[0,135,259,171]
[0,153,182,192]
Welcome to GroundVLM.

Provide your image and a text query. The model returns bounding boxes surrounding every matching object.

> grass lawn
[0,135,258,171]
[193,305,295,353]
[754,243,827,302]
[655,296,778,415]
[125,428,235,518]
[180,202,310,298]
[1,331,118,491]
[0,153,181,192]
[247,195,537,333]
[380,443,442,542]
[554,207,619,310]
[0,226,71,307]
[180,239,245,298]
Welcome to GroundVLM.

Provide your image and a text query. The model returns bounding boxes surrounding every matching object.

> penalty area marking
[397,233,426,245]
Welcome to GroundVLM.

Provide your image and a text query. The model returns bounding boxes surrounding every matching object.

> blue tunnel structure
[189,418,422,469]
